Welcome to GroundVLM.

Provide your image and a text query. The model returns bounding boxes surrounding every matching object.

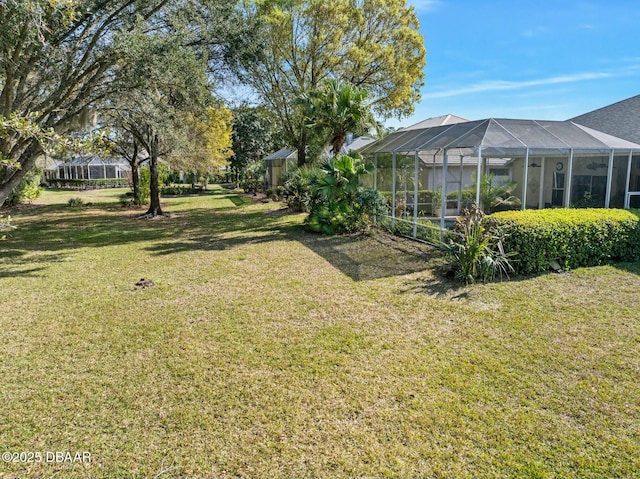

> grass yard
[1,185,639,478]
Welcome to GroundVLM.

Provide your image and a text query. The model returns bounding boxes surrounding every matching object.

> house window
[571,175,606,206]
[551,172,564,206]
[489,168,511,186]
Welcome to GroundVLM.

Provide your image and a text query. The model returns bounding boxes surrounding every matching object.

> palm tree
[297,79,381,156]
[472,172,521,214]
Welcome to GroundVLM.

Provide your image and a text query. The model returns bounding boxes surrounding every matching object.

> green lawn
[1,186,639,478]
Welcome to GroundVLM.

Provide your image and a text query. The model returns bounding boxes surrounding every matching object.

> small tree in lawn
[107,129,146,205]
[113,31,214,217]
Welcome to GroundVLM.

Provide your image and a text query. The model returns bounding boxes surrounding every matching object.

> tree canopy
[230,105,284,182]
[234,0,426,165]
[0,0,246,207]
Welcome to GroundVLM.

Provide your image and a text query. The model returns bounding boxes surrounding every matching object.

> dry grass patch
[1,186,639,478]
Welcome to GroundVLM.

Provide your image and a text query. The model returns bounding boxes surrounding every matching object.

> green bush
[6,168,42,205]
[67,197,84,207]
[306,153,382,234]
[240,161,267,194]
[49,178,131,189]
[160,185,203,196]
[492,208,640,274]
[279,165,321,212]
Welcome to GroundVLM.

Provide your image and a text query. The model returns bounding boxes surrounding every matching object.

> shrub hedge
[491,208,640,274]
[160,185,204,196]
[49,178,131,189]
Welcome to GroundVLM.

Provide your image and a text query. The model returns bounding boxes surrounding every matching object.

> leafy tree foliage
[0,0,247,208]
[177,105,234,176]
[298,79,381,156]
[230,106,284,184]
[234,0,425,166]
[0,1,156,206]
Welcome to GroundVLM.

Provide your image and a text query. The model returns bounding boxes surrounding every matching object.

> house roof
[343,136,377,152]
[570,94,640,144]
[264,147,297,161]
[61,155,130,167]
[401,114,469,131]
[36,156,64,171]
[359,118,640,158]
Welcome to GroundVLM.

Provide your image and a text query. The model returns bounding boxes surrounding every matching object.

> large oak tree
[0,0,245,208]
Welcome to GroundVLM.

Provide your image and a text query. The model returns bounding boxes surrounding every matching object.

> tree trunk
[297,130,307,167]
[0,143,42,208]
[128,141,141,205]
[332,135,346,157]
[131,162,141,205]
[144,136,164,217]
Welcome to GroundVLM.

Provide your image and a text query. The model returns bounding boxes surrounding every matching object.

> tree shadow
[0,266,47,278]
[145,206,440,282]
[298,231,442,282]
[0,249,75,278]
[4,192,449,282]
[613,261,640,276]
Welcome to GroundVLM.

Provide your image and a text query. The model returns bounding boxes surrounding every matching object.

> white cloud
[521,26,550,38]
[423,71,614,99]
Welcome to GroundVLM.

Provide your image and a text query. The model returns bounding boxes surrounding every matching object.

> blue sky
[388,0,640,128]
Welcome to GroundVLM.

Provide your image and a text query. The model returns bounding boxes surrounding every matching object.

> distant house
[56,155,131,181]
[400,113,469,130]
[263,136,378,189]
[39,155,132,188]
[264,147,297,189]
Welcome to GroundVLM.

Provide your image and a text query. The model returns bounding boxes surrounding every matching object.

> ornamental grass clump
[440,203,514,284]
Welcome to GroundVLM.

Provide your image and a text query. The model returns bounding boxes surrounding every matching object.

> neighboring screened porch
[359,118,640,240]
[57,155,131,180]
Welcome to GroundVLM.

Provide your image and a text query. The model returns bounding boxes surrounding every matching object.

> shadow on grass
[397,274,468,297]
[613,261,640,276]
[0,266,47,278]
[299,232,439,281]
[0,249,75,278]
[4,188,446,281]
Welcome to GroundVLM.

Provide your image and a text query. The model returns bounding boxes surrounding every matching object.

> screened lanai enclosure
[359,118,640,240]
[56,155,131,180]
